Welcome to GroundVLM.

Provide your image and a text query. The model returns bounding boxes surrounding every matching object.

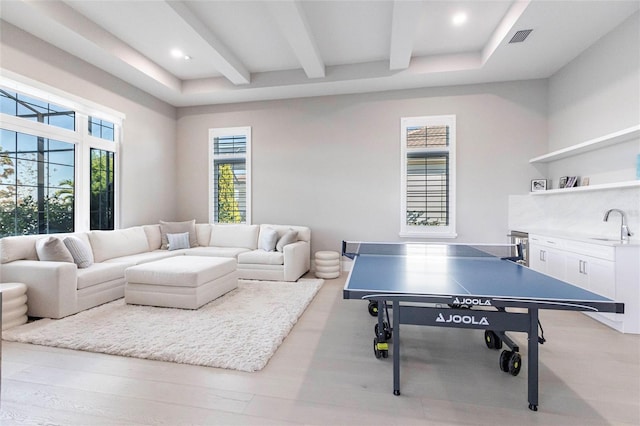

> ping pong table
[342,241,625,411]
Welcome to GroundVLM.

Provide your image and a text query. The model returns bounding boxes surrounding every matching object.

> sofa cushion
[77,262,128,290]
[167,232,190,251]
[276,229,298,252]
[0,235,42,264]
[258,227,278,251]
[143,224,162,250]
[195,224,212,247]
[104,250,179,266]
[210,224,259,249]
[238,250,284,265]
[89,227,150,263]
[160,220,198,249]
[185,246,250,258]
[63,236,94,268]
[35,236,75,263]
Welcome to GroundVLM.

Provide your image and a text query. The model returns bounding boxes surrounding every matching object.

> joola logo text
[436,313,489,326]
[452,297,492,306]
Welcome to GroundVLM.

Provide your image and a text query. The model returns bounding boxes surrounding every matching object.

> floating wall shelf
[530,180,640,195]
[529,125,640,164]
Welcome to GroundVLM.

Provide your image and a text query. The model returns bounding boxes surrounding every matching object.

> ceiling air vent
[509,29,533,43]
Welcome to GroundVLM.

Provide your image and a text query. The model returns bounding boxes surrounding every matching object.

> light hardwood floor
[2,274,639,425]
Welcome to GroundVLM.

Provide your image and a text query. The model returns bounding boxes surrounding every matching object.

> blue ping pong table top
[343,242,622,311]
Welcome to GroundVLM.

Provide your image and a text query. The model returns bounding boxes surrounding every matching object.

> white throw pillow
[259,228,279,252]
[63,236,94,268]
[276,229,298,252]
[167,232,190,251]
[35,236,74,263]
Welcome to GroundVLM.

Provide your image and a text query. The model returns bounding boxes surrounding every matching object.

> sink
[589,237,618,242]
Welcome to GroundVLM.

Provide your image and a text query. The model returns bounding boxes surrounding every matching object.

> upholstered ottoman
[315,251,340,279]
[1,282,28,330]
[125,256,238,309]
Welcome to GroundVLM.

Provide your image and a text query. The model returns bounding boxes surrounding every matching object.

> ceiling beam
[19,0,181,92]
[389,0,424,70]
[165,1,250,85]
[265,0,325,79]
[482,0,532,64]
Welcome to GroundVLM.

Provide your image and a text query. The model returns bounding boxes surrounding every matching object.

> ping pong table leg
[527,308,539,411]
[393,300,400,396]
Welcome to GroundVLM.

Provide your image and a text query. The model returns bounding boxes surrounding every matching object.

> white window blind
[400,115,456,238]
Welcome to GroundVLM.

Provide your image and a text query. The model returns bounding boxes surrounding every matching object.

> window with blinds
[400,115,456,238]
[210,127,251,224]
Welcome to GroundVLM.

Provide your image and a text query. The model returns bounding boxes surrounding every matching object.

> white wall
[177,80,548,252]
[548,11,640,149]
[509,11,640,240]
[0,23,178,227]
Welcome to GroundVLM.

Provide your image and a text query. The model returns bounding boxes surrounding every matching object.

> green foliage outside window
[217,163,241,223]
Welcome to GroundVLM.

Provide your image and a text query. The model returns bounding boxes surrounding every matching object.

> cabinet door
[565,253,589,290]
[565,252,615,298]
[529,243,566,280]
[546,248,566,280]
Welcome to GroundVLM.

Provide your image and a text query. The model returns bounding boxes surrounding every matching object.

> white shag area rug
[2,279,323,372]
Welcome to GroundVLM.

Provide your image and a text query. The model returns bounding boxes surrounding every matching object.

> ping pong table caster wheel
[393,390,401,396]
[484,330,503,350]
[373,337,389,359]
[499,350,522,376]
[375,322,392,341]
[368,301,379,317]
[528,403,538,411]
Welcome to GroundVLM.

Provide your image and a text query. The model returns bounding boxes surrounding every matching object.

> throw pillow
[63,236,94,268]
[259,227,279,251]
[159,220,198,249]
[276,229,298,252]
[167,232,190,251]
[35,236,74,263]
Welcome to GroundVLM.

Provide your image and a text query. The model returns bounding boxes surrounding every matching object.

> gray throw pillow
[259,228,279,251]
[276,229,298,252]
[160,220,198,249]
[35,236,74,263]
[167,232,190,251]
[63,236,94,268]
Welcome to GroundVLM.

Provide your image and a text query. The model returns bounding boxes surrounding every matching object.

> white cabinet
[529,236,566,280]
[529,233,640,334]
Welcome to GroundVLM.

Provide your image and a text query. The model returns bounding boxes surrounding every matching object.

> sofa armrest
[282,240,310,282]
[1,260,78,318]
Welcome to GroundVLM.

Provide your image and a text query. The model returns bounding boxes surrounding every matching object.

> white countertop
[518,229,640,247]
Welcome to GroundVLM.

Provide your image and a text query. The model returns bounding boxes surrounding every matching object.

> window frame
[0,74,123,234]
[209,126,252,225]
[399,115,457,238]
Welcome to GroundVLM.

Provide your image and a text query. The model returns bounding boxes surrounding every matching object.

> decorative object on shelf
[531,179,547,192]
[565,176,579,188]
[559,176,568,188]
[636,154,640,179]
[581,177,590,186]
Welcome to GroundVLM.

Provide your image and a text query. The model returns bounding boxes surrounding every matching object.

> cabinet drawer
[563,240,615,261]
[529,235,565,249]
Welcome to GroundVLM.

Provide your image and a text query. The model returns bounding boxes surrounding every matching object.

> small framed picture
[531,179,547,192]
[565,176,579,188]
[559,176,568,188]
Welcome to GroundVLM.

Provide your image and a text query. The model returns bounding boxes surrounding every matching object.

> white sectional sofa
[0,222,311,319]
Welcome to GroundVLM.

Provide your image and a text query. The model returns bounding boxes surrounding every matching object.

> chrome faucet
[603,209,632,243]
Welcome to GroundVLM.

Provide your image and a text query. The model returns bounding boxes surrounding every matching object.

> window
[400,115,456,238]
[89,148,115,230]
[0,77,123,237]
[0,130,75,235]
[209,127,251,224]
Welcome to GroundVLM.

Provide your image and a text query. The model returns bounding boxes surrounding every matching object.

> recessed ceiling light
[171,48,184,58]
[452,12,468,26]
